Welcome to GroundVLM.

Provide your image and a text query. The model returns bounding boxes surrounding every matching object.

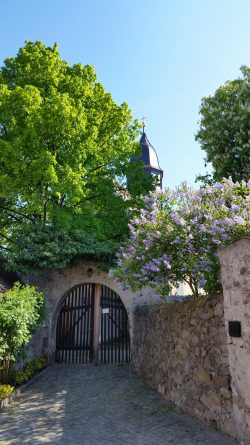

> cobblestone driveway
[0,365,237,445]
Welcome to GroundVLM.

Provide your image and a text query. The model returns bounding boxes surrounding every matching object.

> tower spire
[139,123,163,189]
[142,116,146,133]
[127,119,164,191]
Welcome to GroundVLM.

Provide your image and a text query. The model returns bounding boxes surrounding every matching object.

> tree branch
[0,205,32,221]
[0,232,13,243]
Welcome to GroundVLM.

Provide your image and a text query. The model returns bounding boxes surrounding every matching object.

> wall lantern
[87,267,93,278]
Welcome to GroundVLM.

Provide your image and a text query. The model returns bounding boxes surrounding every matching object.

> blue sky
[0,0,250,187]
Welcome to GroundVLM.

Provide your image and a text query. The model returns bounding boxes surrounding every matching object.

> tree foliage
[115,179,250,298]
[196,66,250,183]
[0,41,153,273]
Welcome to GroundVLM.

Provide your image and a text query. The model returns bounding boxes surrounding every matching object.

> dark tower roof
[127,125,164,191]
[139,131,163,175]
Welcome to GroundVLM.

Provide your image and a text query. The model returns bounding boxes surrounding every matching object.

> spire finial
[142,116,146,133]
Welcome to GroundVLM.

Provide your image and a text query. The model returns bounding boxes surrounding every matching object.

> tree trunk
[0,359,12,384]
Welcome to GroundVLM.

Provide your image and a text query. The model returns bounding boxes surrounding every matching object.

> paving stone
[0,365,238,445]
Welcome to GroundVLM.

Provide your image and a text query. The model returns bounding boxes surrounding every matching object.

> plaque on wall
[228,321,241,337]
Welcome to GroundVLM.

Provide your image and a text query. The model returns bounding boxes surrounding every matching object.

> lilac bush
[115,178,250,298]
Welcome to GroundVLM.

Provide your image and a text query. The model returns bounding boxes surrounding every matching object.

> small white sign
[102,308,109,314]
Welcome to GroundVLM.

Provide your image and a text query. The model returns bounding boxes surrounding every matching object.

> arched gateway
[55,283,130,364]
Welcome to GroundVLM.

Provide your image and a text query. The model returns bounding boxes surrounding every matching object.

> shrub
[25,357,47,376]
[0,283,46,383]
[11,357,47,386]
[0,384,14,401]
[11,370,30,386]
[116,178,250,298]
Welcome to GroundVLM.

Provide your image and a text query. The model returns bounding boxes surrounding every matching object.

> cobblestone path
[0,365,238,445]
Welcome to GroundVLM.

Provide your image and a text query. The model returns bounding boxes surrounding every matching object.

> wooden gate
[55,284,94,364]
[100,285,130,364]
[55,283,130,364]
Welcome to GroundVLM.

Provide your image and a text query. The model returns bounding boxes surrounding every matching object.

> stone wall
[132,293,235,437]
[219,239,250,445]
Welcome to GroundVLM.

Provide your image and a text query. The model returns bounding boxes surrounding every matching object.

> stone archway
[55,282,130,364]
[26,259,161,362]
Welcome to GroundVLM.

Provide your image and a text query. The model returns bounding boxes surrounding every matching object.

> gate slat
[74,288,77,363]
[100,286,103,364]
[84,284,88,364]
[81,285,84,364]
[111,287,114,364]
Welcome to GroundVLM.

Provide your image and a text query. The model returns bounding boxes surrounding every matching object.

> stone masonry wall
[132,293,235,438]
[219,239,250,445]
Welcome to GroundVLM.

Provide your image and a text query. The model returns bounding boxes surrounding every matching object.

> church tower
[139,121,163,189]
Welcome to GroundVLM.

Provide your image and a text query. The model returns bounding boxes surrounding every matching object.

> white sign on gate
[102,308,109,314]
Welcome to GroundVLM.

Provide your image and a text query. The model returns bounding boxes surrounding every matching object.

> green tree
[0,283,45,382]
[196,66,250,183]
[0,41,152,273]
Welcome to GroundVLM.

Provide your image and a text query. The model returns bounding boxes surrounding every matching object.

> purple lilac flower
[232,215,245,225]
[142,239,152,248]
[198,277,206,288]
[163,259,171,269]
